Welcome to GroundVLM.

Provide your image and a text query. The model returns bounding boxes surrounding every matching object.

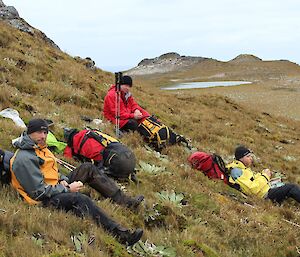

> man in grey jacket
[10,118,143,246]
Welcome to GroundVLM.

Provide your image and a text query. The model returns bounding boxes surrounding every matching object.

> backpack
[102,142,136,180]
[72,130,136,180]
[0,149,14,184]
[78,129,118,151]
[188,151,229,184]
[137,116,184,151]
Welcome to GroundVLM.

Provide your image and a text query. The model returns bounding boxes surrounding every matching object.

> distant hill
[127,52,214,75]
[126,52,300,83]
[229,54,262,63]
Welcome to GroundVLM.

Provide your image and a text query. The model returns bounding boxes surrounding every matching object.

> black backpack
[101,142,136,180]
[0,149,14,184]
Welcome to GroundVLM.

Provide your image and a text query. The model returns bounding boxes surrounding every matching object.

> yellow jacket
[226,160,271,198]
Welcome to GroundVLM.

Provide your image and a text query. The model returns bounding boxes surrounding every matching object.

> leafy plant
[71,232,87,252]
[127,240,176,257]
[31,233,44,247]
[156,190,185,208]
[138,160,167,174]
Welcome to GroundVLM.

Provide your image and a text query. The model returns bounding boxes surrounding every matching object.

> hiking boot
[113,227,143,246]
[112,190,144,210]
[126,195,144,210]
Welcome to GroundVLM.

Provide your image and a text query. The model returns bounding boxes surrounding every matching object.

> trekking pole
[115,72,122,138]
[56,158,76,171]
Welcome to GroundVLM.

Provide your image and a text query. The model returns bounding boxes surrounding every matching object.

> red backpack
[188,152,229,184]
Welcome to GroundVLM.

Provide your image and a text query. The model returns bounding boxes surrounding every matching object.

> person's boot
[113,227,143,246]
[112,190,144,210]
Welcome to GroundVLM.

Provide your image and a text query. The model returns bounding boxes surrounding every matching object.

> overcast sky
[4,0,300,72]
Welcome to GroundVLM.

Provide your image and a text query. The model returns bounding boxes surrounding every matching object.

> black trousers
[267,183,300,204]
[121,119,139,132]
[43,192,119,232]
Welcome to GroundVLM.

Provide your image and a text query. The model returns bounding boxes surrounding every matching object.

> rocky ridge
[127,52,212,75]
[0,0,59,49]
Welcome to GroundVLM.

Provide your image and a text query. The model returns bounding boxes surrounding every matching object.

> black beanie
[235,146,251,160]
[121,76,132,87]
[27,119,49,134]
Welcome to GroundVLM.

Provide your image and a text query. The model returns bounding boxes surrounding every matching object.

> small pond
[161,81,252,90]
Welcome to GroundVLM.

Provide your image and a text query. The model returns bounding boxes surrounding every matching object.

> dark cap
[27,119,49,134]
[235,146,252,160]
[121,76,132,87]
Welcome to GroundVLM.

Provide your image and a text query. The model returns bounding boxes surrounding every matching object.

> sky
[4,0,300,72]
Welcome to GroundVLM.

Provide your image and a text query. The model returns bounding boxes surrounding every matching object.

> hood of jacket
[13,133,46,150]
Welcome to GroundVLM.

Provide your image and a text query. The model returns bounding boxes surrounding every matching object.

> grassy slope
[1,21,300,257]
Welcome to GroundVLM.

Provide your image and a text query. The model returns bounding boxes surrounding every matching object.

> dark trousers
[267,183,300,204]
[68,163,120,198]
[121,119,139,132]
[43,192,118,232]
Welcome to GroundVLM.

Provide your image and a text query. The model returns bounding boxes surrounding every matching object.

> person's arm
[128,97,150,118]
[12,151,69,201]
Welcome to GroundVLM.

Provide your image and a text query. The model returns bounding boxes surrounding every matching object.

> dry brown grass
[1,21,300,257]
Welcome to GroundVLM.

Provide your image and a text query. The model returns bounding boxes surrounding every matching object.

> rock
[280,139,295,144]
[128,52,210,75]
[7,19,34,34]
[0,5,19,19]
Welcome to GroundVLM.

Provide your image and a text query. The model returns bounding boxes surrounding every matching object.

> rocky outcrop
[127,52,210,75]
[0,1,59,49]
[229,54,262,64]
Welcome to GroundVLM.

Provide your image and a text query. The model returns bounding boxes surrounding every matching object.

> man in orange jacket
[10,119,143,246]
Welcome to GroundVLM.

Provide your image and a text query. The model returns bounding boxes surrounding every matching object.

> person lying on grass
[227,145,300,204]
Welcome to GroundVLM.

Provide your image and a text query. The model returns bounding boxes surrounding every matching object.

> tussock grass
[1,20,300,256]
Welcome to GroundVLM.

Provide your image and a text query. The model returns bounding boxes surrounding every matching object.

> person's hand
[263,169,272,178]
[134,109,143,119]
[60,180,69,187]
[68,181,84,192]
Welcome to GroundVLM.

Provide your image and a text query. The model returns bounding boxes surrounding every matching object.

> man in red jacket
[103,75,150,132]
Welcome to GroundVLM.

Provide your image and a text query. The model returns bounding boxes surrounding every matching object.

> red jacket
[103,85,150,128]
[64,129,104,161]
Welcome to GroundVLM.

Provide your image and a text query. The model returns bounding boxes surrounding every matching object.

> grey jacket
[11,133,69,202]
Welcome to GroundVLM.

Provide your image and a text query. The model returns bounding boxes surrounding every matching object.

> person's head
[63,128,78,146]
[120,75,132,94]
[27,119,49,146]
[235,145,253,167]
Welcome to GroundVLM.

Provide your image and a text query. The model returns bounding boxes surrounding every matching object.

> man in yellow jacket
[227,145,300,204]
[10,118,143,246]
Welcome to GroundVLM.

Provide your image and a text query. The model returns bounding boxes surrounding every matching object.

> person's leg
[267,183,300,204]
[68,163,144,209]
[43,192,143,245]
[120,119,138,132]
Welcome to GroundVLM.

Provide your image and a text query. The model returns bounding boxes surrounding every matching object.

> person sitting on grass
[103,75,190,151]
[10,118,143,246]
[227,145,300,204]
[103,75,150,133]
